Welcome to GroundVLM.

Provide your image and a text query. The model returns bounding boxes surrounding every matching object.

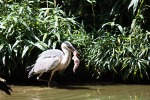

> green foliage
[78,0,150,81]
[0,1,79,77]
[0,0,150,83]
[85,26,150,80]
[61,27,93,60]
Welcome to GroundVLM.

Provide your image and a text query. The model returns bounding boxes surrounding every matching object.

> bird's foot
[48,81,58,88]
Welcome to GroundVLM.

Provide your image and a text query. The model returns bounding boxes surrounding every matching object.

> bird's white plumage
[36,49,64,61]
[33,56,61,74]
[30,49,64,74]
[28,41,79,87]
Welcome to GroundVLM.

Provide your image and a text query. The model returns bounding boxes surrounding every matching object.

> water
[0,84,150,100]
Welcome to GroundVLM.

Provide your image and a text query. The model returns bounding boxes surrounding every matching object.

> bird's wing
[33,56,61,74]
[38,49,63,57]
[36,49,64,62]
[29,49,64,75]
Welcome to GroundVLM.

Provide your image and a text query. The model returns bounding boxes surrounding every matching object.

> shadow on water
[55,84,96,90]
[35,80,118,90]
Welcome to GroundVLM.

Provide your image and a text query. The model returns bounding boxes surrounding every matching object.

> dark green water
[0,84,150,100]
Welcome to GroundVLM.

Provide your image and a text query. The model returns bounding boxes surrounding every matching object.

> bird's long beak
[69,46,80,56]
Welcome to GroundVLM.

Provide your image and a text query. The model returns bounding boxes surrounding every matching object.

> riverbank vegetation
[0,0,150,84]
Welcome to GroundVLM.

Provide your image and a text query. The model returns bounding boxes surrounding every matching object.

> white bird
[28,41,79,87]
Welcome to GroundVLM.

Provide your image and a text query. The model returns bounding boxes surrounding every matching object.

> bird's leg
[48,71,55,87]
[37,72,48,82]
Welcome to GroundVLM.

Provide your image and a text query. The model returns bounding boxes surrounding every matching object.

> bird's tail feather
[26,64,34,72]
[28,68,34,78]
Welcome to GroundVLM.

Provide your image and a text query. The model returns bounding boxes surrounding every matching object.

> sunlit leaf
[2,56,5,65]
[27,6,32,13]
[0,0,4,3]
[44,8,50,16]
[117,24,124,34]
[87,0,96,4]
[128,0,139,15]
[52,41,57,49]
[7,44,12,56]
[22,46,29,58]
[8,24,13,33]
[42,33,48,42]
[54,15,58,28]
[0,24,5,29]
[22,21,30,30]
[131,19,136,31]
[19,7,23,14]
[12,40,21,49]
[0,44,4,51]
[34,42,48,51]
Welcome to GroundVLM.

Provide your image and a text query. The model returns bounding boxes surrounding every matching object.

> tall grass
[0,0,149,82]
[0,1,80,78]
[84,27,150,80]
[82,0,150,81]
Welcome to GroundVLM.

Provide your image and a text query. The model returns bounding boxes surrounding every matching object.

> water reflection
[0,84,150,100]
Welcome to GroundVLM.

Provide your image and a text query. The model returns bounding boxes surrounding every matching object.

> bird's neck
[62,48,71,69]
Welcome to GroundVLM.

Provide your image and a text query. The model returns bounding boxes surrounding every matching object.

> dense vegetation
[0,0,149,83]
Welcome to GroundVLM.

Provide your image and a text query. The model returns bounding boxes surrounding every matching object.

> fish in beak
[72,51,80,73]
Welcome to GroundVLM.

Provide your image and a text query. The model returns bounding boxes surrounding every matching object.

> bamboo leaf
[131,19,136,31]
[34,43,45,51]
[12,40,21,49]
[0,44,4,51]
[2,56,5,65]
[7,44,12,56]
[0,0,4,3]
[12,16,18,23]
[128,0,139,15]
[102,22,112,28]
[19,7,23,14]
[53,32,60,41]
[137,61,143,78]
[22,46,29,58]
[34,42,48,51]
[52,41,57,49]
[8,24,13,33]
[27,6,32,13]
[21,21,30,30]
[54,15,58,28]
[117,24,124,34]
[0,24,5,29]
[44,8,50,16]
[42,33,48,42]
